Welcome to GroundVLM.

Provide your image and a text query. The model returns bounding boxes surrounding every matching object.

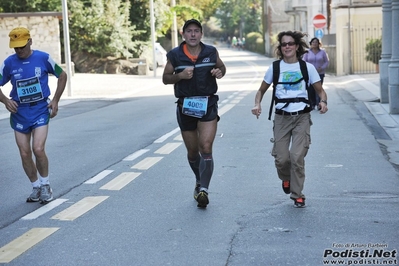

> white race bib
[182,96,208,118]
[16,76,44,103]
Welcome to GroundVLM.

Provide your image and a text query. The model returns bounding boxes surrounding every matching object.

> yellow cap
[9,27,31,48]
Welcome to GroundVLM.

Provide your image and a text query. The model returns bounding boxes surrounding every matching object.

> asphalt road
[0,47,398,266]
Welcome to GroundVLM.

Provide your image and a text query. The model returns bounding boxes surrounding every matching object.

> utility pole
[171,0,178,48]
[61,0,72,96]
[347,0,352,74]
[150,0,156,77]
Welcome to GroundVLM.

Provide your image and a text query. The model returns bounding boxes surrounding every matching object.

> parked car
[155,43,167,67]
[141,42,167,70]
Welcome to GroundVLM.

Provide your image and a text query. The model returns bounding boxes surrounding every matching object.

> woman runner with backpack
[251,31,328,207]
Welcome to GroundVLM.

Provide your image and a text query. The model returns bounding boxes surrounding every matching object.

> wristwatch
[321,100,327,105]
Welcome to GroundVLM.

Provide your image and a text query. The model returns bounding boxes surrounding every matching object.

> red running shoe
[293,197,305,208]
[282,181,290,194]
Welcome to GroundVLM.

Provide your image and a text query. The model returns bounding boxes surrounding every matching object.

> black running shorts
[176,102,219,131]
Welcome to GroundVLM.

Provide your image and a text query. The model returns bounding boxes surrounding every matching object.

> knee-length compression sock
[188,154,201,183]
[199,153,214,192]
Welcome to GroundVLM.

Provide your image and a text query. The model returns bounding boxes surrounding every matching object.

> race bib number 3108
[182,96,208,118]
[16,76,44,103]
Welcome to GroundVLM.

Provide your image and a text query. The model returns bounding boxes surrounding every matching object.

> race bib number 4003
[182,96,208,118]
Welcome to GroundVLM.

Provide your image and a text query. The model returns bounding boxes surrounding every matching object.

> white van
[155,43,167,67]
[141,43,167,70]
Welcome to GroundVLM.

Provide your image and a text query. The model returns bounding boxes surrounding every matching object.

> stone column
[379,0,392,103]
[389,0,399,113]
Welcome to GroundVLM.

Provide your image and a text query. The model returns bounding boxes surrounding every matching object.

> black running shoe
[193,183,200,200]
[282,180,290,194]
[196,191,209,208]
[293,197,305,208]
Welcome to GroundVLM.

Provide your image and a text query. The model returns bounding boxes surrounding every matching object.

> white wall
[0,13,62,64]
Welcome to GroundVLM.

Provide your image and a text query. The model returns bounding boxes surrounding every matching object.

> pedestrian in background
[241,37,246,50]
[226,36,231,48]
[251,31,328,208]
[237,38,243,50]
[0,27,67,203]
[302,37,329,110]
[232,36,237,49]
[162,19,226,208]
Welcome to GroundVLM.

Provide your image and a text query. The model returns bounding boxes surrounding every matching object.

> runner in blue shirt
[0,27,67,203]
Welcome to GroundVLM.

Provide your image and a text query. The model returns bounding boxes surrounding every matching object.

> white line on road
[84,170,114,184]
[153,127,180,143]
[154,142,182,154]
[20,199,69,220]
[131,157,163,170]
[100,172,141,190]
[123,149,150,161]
[51,196,109,221]
[0,228,60,263]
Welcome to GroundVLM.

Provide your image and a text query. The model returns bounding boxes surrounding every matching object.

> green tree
[69,0,138,58]
[216,0,262,37]
[167,0,223,32]
[0,0,61,12]
[129,0,171,38]
[177,0,222,21]
[169,4,203,29]
[129,0,150,42]
[365,37,382,65]
[129,0,223,44]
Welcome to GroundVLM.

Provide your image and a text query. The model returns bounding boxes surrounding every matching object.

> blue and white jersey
[0,50,63,102]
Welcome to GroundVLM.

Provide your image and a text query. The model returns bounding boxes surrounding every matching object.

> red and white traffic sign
[313,14,327,29]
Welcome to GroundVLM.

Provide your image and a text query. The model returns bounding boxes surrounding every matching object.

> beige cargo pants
[271,112,312,199]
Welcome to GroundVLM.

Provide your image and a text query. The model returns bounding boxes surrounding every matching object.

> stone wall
[0,12,62,64]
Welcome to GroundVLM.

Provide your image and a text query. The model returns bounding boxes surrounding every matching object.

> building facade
[263,0,383,75]
[263,0,399,114]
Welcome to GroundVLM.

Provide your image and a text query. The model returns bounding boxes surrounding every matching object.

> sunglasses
[281,42,296,47]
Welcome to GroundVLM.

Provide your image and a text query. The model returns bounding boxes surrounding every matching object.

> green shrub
[246,32,265,54]
[365,37,382,65]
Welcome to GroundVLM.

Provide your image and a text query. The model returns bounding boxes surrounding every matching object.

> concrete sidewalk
[335,73,399,167]
[336,73,399,141]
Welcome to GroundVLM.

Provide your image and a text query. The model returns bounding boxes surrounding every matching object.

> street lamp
[150,0,157,77]
[347,0,352,74]
[61,0,72,96]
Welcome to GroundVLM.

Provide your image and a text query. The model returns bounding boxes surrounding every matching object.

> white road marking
[153,128,180,143]
[123,149,150,161]
[219,104,235,116]
[100,172,141,190]
[131,157,163,170]
[154,142,182,154]
[84,170,114,184]
[51,196,109,221]
[20,199,69,220]
[173,134,183,141]
[0,228,59,263]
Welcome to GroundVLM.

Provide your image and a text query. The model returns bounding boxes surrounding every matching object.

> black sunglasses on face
[281,42,296,47]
